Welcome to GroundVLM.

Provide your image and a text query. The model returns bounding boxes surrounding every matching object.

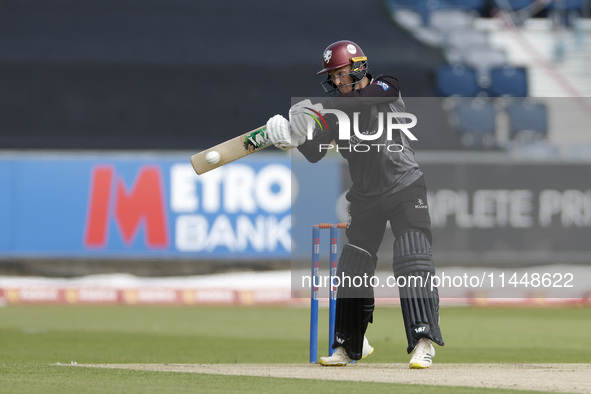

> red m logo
[84,165,169,248]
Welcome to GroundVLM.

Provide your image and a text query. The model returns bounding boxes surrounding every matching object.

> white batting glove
[266,114,303,150]
[289,99,324,141]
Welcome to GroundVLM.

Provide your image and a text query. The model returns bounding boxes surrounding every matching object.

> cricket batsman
[266,40,444,368]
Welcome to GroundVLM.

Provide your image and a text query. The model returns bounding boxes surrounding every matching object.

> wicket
[309,222,346,363]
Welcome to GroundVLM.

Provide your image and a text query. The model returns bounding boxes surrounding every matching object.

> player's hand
[289,99,324,141]
[267,114,301,150]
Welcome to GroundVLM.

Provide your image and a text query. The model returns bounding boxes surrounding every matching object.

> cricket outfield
[0,305,589,393]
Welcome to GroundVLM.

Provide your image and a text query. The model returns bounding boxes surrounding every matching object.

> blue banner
[0,152,342,259]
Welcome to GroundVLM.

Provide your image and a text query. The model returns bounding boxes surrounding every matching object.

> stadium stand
[2,0,589,153]
[0,0,446,150]
[389,0,591,154]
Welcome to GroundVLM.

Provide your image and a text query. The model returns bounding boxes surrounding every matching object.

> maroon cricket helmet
[317,40,370,95]
[317,40,367,75]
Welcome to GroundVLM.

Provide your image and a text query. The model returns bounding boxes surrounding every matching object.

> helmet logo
[346,44,357,54]
[323,50,332,64]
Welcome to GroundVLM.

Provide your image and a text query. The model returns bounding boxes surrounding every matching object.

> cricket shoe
[319,336,373,366]
[361,335,374,359]
[409,338,435,369]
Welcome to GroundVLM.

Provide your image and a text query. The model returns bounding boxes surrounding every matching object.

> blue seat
[505,99,548,140]
[449,98,497,148]
[436,64,481,97]
[488,66,528,97]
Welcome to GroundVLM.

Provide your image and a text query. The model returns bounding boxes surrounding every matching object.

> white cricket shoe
[318,346,351,366]
[361,335,374,359]
[318,336,373,366]
[409,338,435,369]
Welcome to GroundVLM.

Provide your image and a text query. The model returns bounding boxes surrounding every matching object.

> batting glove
[289,99,324,141]
[267,114,303,150]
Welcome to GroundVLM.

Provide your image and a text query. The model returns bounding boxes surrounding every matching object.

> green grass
[0,305,589,393]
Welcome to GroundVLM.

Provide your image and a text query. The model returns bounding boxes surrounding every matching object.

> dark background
[0,0,453,150]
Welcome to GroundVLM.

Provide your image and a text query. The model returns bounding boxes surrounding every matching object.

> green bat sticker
[244,126,270,152]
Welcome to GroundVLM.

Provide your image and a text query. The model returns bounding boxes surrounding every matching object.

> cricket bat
[190,125,272,175]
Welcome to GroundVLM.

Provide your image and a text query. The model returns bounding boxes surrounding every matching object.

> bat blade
[190,125,271,175]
